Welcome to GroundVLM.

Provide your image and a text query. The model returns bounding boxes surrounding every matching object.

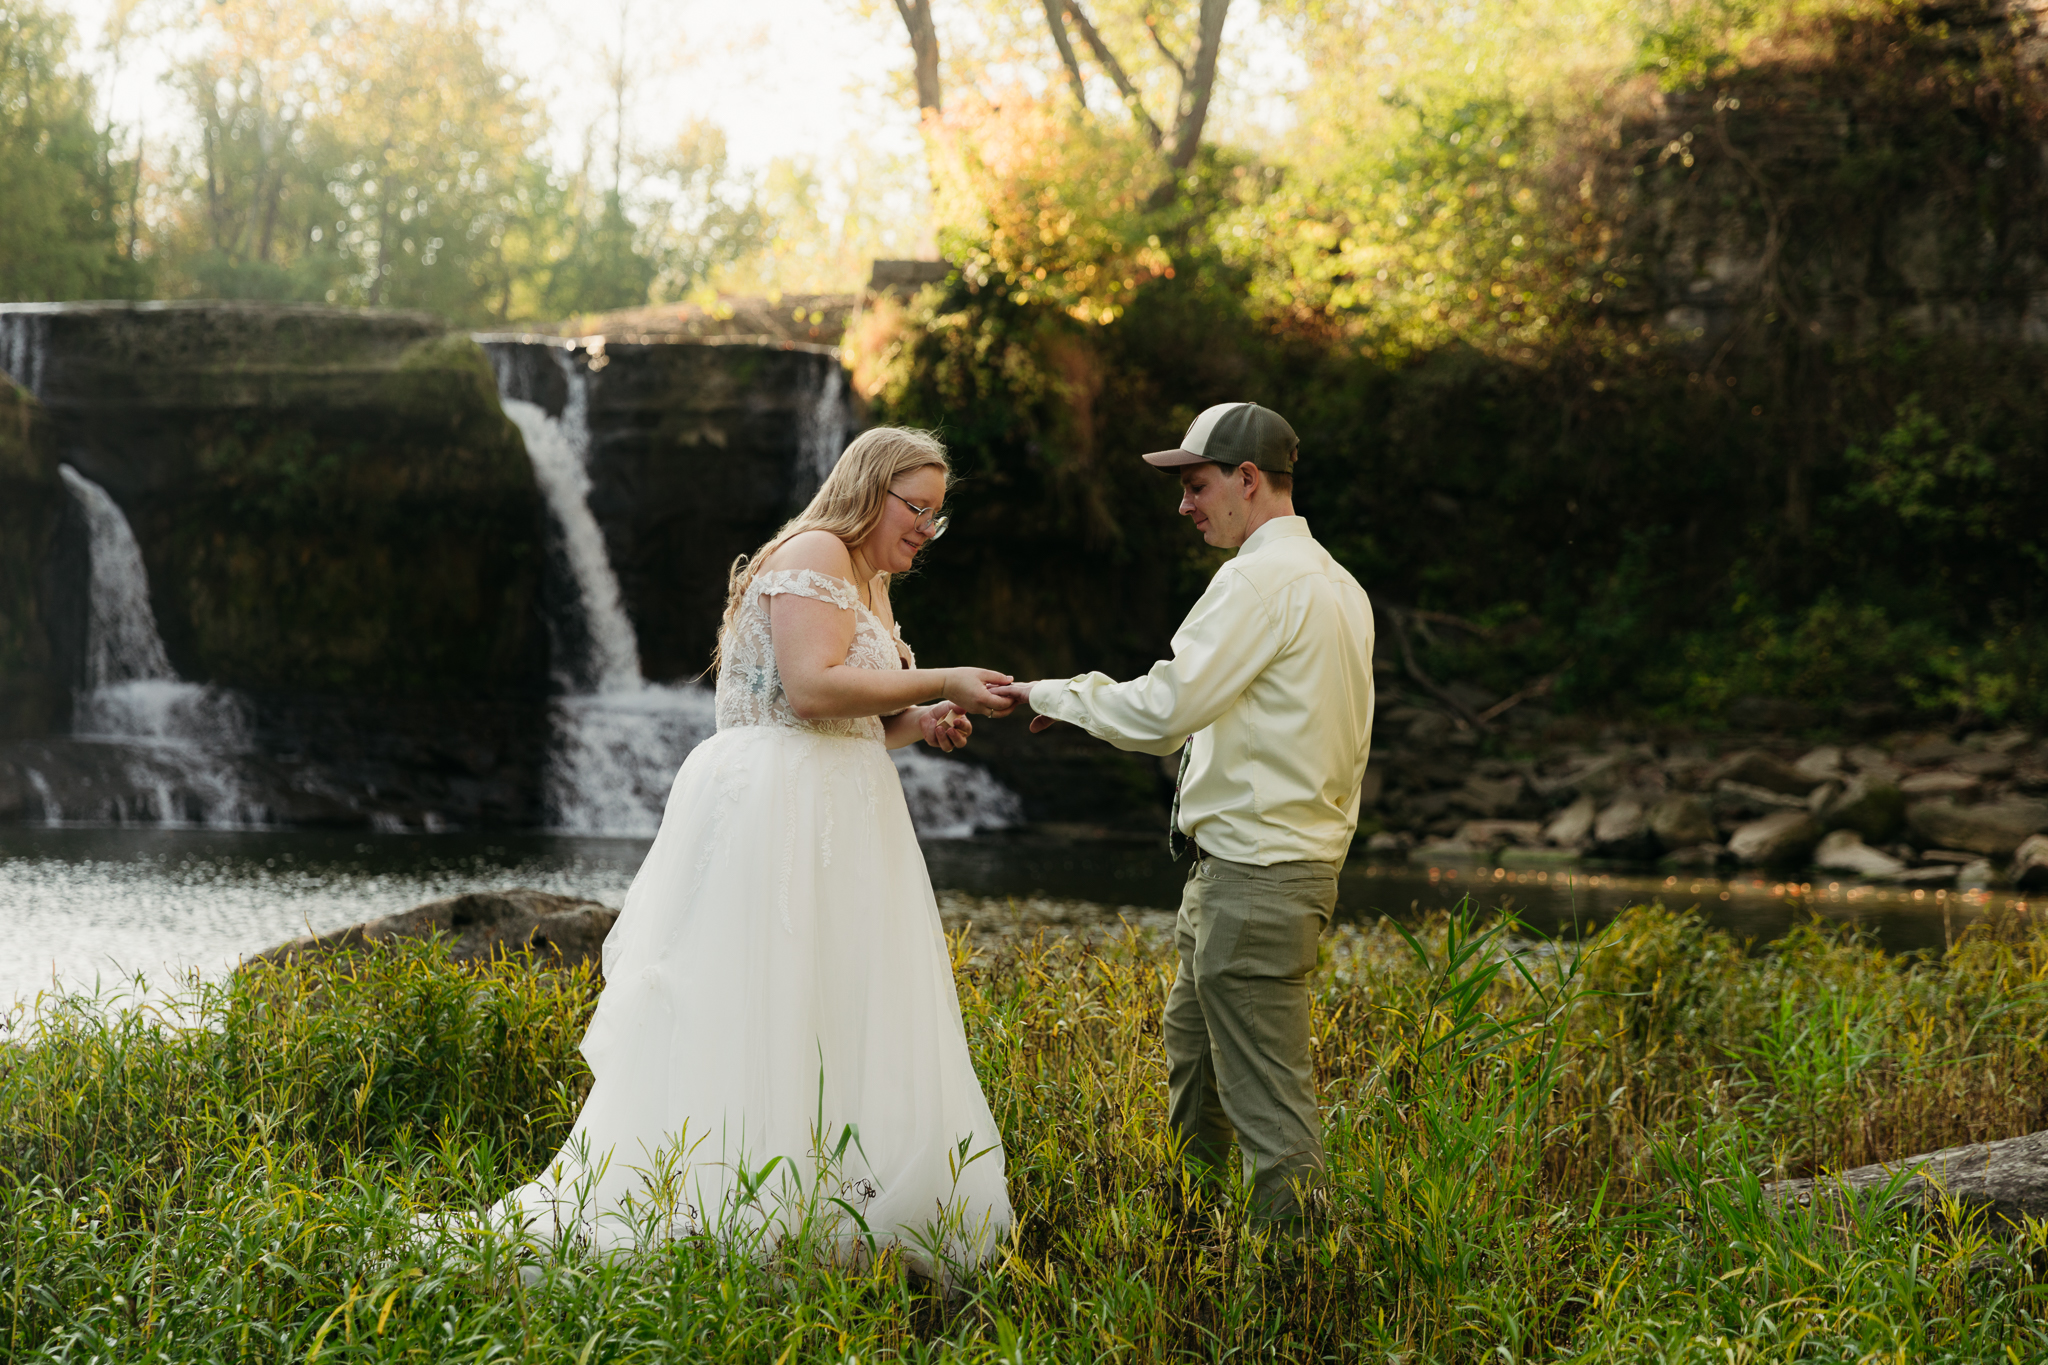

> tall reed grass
[6,902,2048,1361]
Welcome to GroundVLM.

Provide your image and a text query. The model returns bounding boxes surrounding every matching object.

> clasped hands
[916,673,1056,753]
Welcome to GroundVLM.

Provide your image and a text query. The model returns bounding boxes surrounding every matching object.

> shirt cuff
[1028,678,1073,718]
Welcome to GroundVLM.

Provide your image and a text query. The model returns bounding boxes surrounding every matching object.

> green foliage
[1842,394,2022,552]
[0,0,149,301]
[10,905,2048,1359]
[880,0,2048,727]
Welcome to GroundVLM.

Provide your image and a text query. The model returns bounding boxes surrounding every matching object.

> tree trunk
[1040,0,1087,109]
[126,126,144,262]
[1167,0,1229,169]
[892,0,942,115]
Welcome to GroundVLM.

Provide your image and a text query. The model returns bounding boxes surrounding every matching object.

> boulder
[1766,1128,2048,1229]
[1659,843,1727,869]
[1708,749,1815,797]
[1844,746,1904,784]
[1592,798,1653,857]
[1454,819,1544,852]
[1896,735,1966,767]
[248,887,618,975]
[1543,794,1597,846]
[2013,834,2048,892]
[1900,771,1984,799]
[1812,829,1906,878]
[1453,773,1525,817]
[1364,830,1413,855]
[1793,746,1845,780]
[1728,809,1823,866]
[1647,793,1716,849]
[1906,799,2048,858]
[1955,751,2016,778]
[1819,775,1906,842]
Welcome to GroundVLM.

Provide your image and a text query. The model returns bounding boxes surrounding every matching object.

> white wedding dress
[489,568,1013,1265]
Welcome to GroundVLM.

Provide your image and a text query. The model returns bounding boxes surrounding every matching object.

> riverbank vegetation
[8,902,2048,1360]
[872,0,2048,733]
[6,0,2046,733]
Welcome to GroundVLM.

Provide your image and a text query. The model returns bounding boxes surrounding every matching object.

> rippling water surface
[1,827,2017,1008]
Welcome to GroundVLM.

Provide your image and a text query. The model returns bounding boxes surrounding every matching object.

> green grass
[7,902,2048,1361]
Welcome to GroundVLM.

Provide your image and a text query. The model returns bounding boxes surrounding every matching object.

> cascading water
[488,340,1022,840]
[797,362,849,501]
[494,348,717,836]
[50,465,261,826]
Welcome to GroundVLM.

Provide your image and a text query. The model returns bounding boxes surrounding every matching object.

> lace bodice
[714,568,913,741]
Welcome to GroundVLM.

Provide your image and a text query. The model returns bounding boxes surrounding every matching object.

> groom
[991,402,1376,1227]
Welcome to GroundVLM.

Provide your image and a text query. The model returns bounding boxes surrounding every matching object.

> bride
[489,427,1017,1267]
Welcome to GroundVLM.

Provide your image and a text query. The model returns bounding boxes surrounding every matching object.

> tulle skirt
[489,724,1013,1267]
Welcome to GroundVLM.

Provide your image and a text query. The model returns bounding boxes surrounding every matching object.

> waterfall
[492,345,717,836]
[55,465,261,826]
[488,339,1022,841]
[0,309,51,399]
[798,362,849,501]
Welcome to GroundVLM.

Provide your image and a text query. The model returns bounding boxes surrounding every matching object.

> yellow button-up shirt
[1029,516,1376,866]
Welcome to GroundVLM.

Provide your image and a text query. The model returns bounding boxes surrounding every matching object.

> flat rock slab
[248,887,618,976]
[1767,1129,2048,1227]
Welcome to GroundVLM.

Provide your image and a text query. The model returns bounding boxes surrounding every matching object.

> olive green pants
[1164,851,1337,1225]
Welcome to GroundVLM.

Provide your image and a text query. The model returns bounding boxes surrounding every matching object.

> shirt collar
[1238,515,1310,557]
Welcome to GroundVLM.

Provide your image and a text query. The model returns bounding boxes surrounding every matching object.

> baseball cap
[1141,402,1299,474]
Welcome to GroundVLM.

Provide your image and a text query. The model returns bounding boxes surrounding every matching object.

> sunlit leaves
[930,92,1177,325]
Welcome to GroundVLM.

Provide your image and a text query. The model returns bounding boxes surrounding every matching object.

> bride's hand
[920,703,972,752]
[988,680,1058,732]
[943,667,1016,719]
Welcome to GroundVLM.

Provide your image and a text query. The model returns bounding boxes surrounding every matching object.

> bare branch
[1039,1,1089,109]
[1064,1,1161,147]
[1143,10,1187,85]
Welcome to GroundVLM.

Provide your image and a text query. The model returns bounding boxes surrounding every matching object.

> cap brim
[1141,447,1213,468]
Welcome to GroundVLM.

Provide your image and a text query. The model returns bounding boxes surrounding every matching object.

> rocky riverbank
[1358,678,2048,892]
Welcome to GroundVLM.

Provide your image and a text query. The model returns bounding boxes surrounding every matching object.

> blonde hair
[711,426,952,670]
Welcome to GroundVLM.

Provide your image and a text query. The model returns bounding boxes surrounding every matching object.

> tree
[161,0,347,301]
[0,0,148,300]
[892,0,942,115]
[1045,0,1229,169]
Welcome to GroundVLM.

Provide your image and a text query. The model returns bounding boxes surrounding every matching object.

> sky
[54,0,1305,249]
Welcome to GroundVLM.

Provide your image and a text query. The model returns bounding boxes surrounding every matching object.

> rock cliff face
[0,305,908,833]
[0,379,63,741]
[481,335,854,684]
[1,303,548,699]
[0,302,553,826]
[1609,1,2048,350]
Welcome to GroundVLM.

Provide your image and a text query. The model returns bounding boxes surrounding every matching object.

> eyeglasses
[888,489,949,541]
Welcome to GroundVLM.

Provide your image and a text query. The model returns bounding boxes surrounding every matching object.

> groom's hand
[989,682,1060,733]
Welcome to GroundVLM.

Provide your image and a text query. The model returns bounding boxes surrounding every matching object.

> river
[1,825,2013,1010]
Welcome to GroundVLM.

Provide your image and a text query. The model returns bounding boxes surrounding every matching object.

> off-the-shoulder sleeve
[755,568,862,611]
